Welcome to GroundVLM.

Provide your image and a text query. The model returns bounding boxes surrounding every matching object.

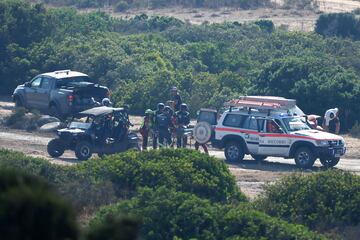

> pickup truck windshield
[57,76,92,87]
[282,117,311,132]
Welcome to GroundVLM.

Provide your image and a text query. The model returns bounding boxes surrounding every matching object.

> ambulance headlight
[316,140,329,147]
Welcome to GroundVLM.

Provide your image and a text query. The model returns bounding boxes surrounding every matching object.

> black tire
[14,96,23,108]
[251,154,267,162]
[225,141,245,162]
[320,157,340,168]
[294,147,316,169]
[75,141,93,161]
[47,139,65,158]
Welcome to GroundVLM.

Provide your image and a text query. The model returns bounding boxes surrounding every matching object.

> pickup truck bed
[12,70,110,119]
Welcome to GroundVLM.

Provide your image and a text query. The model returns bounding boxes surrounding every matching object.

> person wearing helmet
[153,103,165,149]
[140,109,154,150]
[323,108,340,134]
[170,86,182,112]
[175,103,190,148]
[122,105,133,127]
[155,105,172,148]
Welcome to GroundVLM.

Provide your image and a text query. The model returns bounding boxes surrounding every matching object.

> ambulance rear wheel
[225,141,245,162]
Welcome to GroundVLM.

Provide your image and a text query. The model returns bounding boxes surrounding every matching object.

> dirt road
[1,98,360,198]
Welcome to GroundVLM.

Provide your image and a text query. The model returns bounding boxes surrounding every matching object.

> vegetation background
[2,0,360,130]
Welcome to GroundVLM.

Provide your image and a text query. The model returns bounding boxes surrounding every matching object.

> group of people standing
[139,87,191,150]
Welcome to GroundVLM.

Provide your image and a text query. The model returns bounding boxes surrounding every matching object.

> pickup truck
[12,70,110,119]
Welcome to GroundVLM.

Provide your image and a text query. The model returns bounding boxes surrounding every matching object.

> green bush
[350,121,360,138]
[85,215,139,240]
[115,1,129,12]
[91,187,326,240]
[315,13,360,40]
[0,148,245,208]
[0,168,78,240]
[5,107,41,130]
[256,170,360,231]
[254,19,275,33]
[77,148,245,202]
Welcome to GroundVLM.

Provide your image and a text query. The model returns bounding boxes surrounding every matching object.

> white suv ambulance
[208,96,346,168]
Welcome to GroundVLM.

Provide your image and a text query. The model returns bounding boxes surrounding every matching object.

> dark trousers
[142,131,149,150]
[153,132,158,149]
[177,136,187,148]
[195,142,209,154]
[159,128,171,147]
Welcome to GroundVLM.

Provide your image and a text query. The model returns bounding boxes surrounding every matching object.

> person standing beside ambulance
[323,108,340,134]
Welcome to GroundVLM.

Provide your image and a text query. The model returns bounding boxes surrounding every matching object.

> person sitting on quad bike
[112,110,130,142]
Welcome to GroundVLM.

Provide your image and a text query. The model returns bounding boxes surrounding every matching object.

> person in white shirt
[323,108,340,134]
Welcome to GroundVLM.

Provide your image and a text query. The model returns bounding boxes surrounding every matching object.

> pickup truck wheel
[320,157,340,168]
[75,141,93,161]
[251,154,267,162]
[225,141,245,162]
[14,97,24,108]
[294,147,315,169]
[47,139,65,158]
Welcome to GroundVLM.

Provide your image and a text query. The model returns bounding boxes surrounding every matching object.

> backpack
[157,114,169,128]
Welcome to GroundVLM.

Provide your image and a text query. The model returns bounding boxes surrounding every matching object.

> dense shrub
[256,170,360,231]
[0,148,245,207]
[0,168,78,240]
[77,148,245,202]
[350,121,360,138]
[85,215,139,240]
[254,19,275,33]
[91,187,326,240]
[5,107,41,130]
[315,13,360,40]
[115,1,129,12]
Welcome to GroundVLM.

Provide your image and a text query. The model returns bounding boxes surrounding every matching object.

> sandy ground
[1,98,360,199]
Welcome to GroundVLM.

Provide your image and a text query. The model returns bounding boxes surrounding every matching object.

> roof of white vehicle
[41,70,88,79]
[223,107,304,118]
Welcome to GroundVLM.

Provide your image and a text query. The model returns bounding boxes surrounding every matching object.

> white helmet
[102,98,112,107]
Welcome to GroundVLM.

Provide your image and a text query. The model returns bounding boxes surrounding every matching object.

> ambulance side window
[223,114,247,128]
[248,117,258,130]
[257,119,265,132]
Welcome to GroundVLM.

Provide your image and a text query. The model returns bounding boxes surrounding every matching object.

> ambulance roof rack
[224,96,297,115]
[54,69,71,75]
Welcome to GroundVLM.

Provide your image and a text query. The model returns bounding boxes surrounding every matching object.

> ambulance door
[243,116,262,154]
[258,119,289,156]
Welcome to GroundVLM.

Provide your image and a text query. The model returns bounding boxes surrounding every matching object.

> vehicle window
[40,78,52,89]
[198,111,217,125]
[31,77,42,88]
[282,117,311,132]
[223,114,246,128]
[56,76,92,88]
[257,119,265,132]
[249,117,258,130]
[266,120,283,133]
